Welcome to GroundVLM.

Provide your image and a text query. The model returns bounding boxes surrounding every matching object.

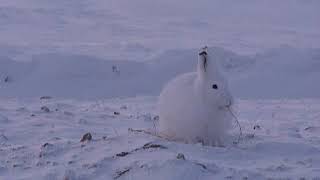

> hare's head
[197,47,233,109]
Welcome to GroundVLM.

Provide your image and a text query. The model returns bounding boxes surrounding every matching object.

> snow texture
[0,98,320,180]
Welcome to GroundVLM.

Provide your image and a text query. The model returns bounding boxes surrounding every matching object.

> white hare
[158,47,233,146]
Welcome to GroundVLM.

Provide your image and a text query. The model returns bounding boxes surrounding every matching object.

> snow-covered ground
[1,0,320,179]
[1,97,320,179]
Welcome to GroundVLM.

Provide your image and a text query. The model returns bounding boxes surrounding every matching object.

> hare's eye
[212,84,218,90]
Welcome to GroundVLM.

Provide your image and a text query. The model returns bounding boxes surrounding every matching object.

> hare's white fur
[158,47,233,146]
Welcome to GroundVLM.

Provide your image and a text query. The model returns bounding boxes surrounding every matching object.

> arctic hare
[158,47,233,146]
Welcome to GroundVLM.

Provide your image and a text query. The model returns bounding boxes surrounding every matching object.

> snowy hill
[0,0,319,61]
[1,46,319,99]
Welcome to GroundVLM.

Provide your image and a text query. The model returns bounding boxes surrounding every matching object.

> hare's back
[159,72,197,114]
[158,72,200,138]
[160,72,197,98]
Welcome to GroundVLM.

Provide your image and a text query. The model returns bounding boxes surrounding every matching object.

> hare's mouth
[199,51,207,56]
[199,51,207,71]
[218,99,233,110]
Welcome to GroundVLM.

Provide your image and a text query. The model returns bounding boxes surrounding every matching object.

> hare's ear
[198,47,208,73]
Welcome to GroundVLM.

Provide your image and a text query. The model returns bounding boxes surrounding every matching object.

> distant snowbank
[0,46,319,99]
[1,0,319,60]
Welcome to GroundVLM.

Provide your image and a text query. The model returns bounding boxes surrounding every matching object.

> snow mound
[0,46,320,99]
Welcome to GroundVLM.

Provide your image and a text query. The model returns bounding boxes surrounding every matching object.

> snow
[1,0,320,179]
[1,98,320,179]
[1,46,319,99]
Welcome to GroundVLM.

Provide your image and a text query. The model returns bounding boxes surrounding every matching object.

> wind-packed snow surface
[1,98,320,179]
[1,0,320,179]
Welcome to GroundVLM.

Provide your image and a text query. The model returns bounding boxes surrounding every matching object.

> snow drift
[1,46,319,99]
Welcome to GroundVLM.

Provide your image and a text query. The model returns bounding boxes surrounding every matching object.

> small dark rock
[40,96,52,100]
[4,76,10,83]
[128,128,143,133]
[41,106,50,113]
[31,114,36,117]
[12,164,21,168]
[114,111,120,115]
[176,153,186,160]
[143,143,167,150]
[80,132,92,142]
[116,152,129,157]
[253,125,261,130]
[68,161,74,164]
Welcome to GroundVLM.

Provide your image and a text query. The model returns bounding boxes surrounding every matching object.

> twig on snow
[227,107,242,144]
[114,141,168,158]
[114,167,131,179]
[128,128,170,141]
